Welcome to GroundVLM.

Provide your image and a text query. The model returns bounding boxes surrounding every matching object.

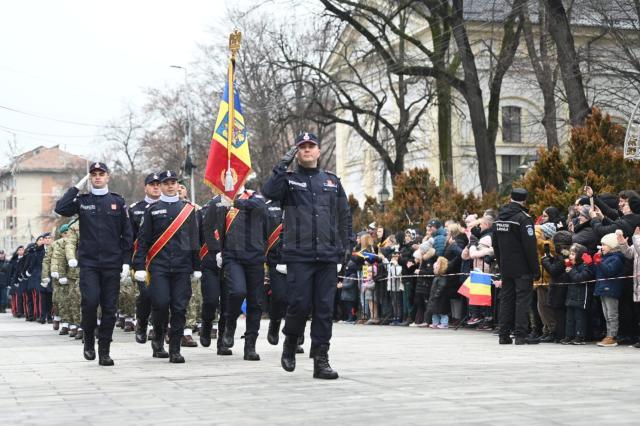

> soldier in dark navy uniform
[262,132,353,380]
[129,173,161,344]
[132,170,201,363]
[55,162,133,366]
[493,188,540,345]
[203,185,267,361]
[197,191,225,351]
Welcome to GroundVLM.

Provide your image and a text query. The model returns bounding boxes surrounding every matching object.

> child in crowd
[594,233,626,347]
[386,250,404,325]
[563,243,594,345]
[338,261,359,324]
[428,256,450,329]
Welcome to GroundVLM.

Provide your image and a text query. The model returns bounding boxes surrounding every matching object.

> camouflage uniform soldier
[54,222,83,338]
[117,276,137,332]
[51,225,72,334]
[46,231,65,331]
[41,231,57,329]
[182,275,202,347]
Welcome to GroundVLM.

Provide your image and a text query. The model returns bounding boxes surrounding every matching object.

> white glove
[337,264,342,273]
[120,264,130,280]
[74,173,90,190]
[276,264,287,274]
[192,271,202,279]
[134,270,147,282]
[59,277,68,285]
[25,271,31,277]
[40,279,49,288]
[216,252,222,268]
[68,259,78,268]
[51,272,59,279]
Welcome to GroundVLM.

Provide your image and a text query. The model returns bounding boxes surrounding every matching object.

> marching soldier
[204,184,268,361]
[55,162,133,366]
[41,232,57,327]
[262,132,353,380]
[129,173,161,343]
[52,221,82,337]
[178,183,200,347]
[133,170,201,363]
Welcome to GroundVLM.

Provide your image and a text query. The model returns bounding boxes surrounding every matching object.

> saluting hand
[279,146,298,167]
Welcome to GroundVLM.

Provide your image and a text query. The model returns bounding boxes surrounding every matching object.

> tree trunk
[436,79,453,186]
[545,0,590,126]
[541,89,560,149]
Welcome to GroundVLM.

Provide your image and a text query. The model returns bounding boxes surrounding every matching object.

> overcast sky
[0,0,312,165]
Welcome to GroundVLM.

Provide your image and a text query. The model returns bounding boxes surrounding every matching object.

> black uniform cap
[89,162,109,173]
[295,132,320,147]
[158,170,178,182]
[144,173,161,185]
[511,188,528,202]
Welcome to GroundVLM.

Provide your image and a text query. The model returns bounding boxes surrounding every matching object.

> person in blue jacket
[593,233,626,347]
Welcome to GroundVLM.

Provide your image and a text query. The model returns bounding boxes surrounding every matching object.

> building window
[501,155,521,182]
[502,106,521,143]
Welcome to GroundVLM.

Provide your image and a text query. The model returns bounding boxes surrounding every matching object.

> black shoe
[151,339,169,358]
[571,337,586,345]
[267,319,281,345]
[499,336,512,345]
[217,343,232,356]
[560,337,573,345]
[97,340,114,366]
[83,335,96,360]
[199,322,212,347]
[169,353,185,363]
[309,344,318,358]
[281,335,297,372]
[515,336,540,345]
[135,323,147,344]
[75,329,84,340]
[313,344,338,380]
[296,335,305,354]
[222,322,236,348]
[38,318,46,324]
[540,333,555,343]
[243,335,260,361]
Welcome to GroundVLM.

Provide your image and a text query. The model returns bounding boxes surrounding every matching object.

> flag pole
[225,29,242,194]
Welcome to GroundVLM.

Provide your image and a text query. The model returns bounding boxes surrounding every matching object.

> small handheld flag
[458,271,493,306]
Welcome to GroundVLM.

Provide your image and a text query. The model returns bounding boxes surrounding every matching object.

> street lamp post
[170,65,195,203]
[378,169,390,213]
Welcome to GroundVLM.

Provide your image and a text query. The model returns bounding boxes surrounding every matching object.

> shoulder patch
[526,225,534,236]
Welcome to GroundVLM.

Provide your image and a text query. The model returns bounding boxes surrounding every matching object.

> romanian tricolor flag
[204,63,252,201]
[352,250,377,263]
[458,271,493,306]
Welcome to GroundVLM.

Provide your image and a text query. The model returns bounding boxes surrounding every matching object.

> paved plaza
[1,312,640,425]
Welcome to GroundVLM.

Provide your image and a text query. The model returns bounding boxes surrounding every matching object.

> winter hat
[553,230,573,247]
[628,196,640,214]
[539,222,557,239]
[599,193,619,212]
[601,233,619,251]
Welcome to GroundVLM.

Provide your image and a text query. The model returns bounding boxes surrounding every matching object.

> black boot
[281,335,297,372]
[243,335,260,361]
[83,333,96,360]
[296,335,305,354]
[222,321,236,348]
[98,340,114,366]
[267,319,281,345]
[199,321,212,347]
[313,344,338,379]
[135,322,148,344]
[151,333,169,359]
[217,338,232,356]
[169,337,185,363]
[498,335,513,344]
[309,343,318,359]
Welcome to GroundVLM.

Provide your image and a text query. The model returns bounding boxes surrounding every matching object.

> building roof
[0,145,87,177]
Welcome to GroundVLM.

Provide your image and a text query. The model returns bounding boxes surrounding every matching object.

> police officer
[133,170,201,363]
[55,162,133,366]
[493,188,540,345]
[197,191,224,351]
[204,184,267,361]
[262,132,352,380]
[129,172,161,343]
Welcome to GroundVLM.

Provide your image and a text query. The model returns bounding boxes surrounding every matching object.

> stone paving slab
[1,312,639,425]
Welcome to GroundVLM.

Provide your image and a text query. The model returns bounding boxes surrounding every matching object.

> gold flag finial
[229,29,242,58]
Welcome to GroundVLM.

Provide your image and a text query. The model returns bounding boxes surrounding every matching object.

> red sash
[224,191,251,233]
[199,244,209,260]
[265,224,283,256]
[145,203,195,279]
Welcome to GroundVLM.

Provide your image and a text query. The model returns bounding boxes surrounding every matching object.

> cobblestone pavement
[1,312,640,425]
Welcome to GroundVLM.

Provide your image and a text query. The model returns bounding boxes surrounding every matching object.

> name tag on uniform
[496,222,510,232]
[268,207,281,211]
[323,179,337,189]
[134,211,144,215]
[151,209,167,216]
[80,205,96,210]
[288,180,307,188]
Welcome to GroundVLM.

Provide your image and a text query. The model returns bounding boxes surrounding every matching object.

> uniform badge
[303,132,310,141]
[323,180,337,189]
[526,225,534,236]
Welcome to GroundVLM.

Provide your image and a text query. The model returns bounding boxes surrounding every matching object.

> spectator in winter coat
[534,221,557,342]
[386,250,404,325]
[399,229,418,325]
[338,260,359,323]
[428,256,450,328]
[585,186,640,239]
[541,231,572,342]
[563,243,595,345]
[427,220,447,257]
[617,226,640,348]
[572,205,599,254]
[462,215,494,326]
[594,233,626,347]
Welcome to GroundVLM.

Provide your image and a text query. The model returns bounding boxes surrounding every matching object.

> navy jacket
[265,200,284,266]
[203,191,267,265]
[262,164,352,263]
[133,199,200,274]
[198,196,220,271]
[26,245,46,293]
[55,187,133,269]
[493,202,539,278]
[594,251,626,298]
